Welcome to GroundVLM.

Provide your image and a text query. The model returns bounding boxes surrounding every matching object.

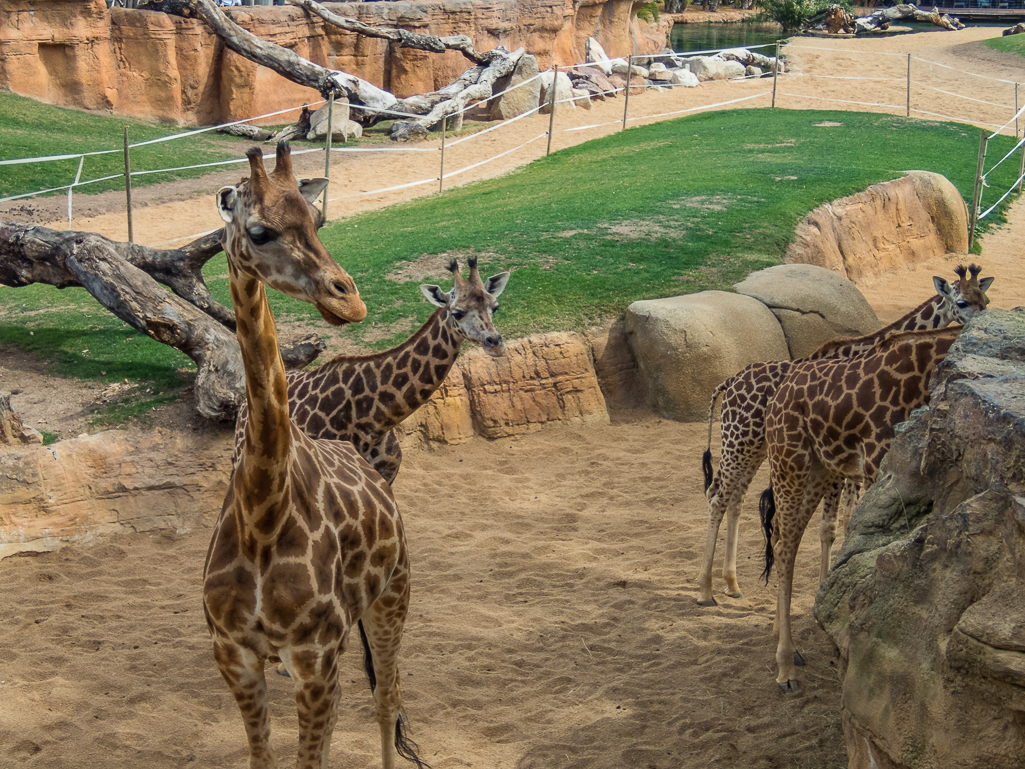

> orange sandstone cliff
[0,0,666,125]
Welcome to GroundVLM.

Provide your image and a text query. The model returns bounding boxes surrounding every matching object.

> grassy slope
[0,103,1021,427]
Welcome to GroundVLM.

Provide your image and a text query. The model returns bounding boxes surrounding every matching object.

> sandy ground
[1,24,1025,769]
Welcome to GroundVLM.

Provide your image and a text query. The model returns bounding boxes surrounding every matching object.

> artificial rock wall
[0,0,663,125]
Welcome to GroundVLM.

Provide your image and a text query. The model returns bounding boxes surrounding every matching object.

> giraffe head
[216,142,366,326]
[932,263,993,324]
[420,257,510,356]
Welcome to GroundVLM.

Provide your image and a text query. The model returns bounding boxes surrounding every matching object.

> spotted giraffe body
[760,325,961,692]
[233,259,510,485]
[697,266,994,606]
[203,143,425,769]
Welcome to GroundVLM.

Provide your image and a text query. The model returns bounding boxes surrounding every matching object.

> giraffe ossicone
[696,264,993,607]
[205,142,426,769]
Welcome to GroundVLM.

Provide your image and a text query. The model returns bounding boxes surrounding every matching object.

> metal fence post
[547,66,558,156]
[439,115,448,192]
[123,126,134,244]
[968,129,987,252]
[771,41,780,108]
[322,92,334,221]
[906,54,911,118]
[622,56,633,130]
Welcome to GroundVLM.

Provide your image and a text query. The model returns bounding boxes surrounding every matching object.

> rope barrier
[4,39,1022,239]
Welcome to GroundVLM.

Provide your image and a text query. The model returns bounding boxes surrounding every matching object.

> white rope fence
[3,39,1023,247]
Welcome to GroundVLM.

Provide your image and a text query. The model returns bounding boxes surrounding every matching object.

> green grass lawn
[983,29,1025,57]
[0,105,1020,428]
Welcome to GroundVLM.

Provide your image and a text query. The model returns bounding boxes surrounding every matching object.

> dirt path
[0,25,1023,769]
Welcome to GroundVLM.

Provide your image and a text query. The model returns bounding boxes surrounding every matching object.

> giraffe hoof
[697,598,719,607]
[275,663,291,678]
[778,679,800,694]
[794,651,806,667]
[725,589,743,599]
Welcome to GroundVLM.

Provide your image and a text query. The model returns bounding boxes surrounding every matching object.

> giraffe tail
[759,487,776,584]
[703,381,728,493]
[357,620,431,769]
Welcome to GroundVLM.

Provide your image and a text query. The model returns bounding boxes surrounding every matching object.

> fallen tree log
[854,4,965,33]
[0,223,325,421]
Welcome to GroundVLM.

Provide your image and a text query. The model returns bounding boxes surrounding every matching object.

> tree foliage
[756,0,853,32]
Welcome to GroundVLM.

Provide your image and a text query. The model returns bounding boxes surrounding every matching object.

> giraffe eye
[248,225,275,246]
[451,310,466,321]
[492,305,500,315]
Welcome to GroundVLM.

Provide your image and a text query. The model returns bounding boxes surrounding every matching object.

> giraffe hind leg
[359,585,429,769]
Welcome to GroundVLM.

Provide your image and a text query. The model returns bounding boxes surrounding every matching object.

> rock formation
[816,307,1025,769]
[0,0,660,125]
[0,330,612,557]
[786,171,970,283]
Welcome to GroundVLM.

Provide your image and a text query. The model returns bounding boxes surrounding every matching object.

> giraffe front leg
[288,648,341,769]
[212,640,279,769]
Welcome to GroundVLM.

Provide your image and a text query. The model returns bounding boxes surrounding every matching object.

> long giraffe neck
[808,295,952,360]
[228,257,293,538]
[315,307,463,430]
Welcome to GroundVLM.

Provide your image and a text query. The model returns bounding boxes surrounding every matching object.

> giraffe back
[767,326,960,485]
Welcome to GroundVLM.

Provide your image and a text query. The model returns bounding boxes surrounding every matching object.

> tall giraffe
[696,265,993,606]
[203,143,426,769]
[233,257,510,485]
[759,325,961,692]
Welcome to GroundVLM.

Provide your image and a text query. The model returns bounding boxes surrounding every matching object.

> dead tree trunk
[855,4,964,33]
[145,0,524,138]
[0,223,324,421]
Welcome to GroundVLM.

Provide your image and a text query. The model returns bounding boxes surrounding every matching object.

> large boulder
[306,100,363,142]
[734,264,882,358]
[539,69,576,113]
[624,291,789,421]
[489,53,542,121]
[460,333,610,437]
[685,56,732,81]
[816,308,1025,769]
[786,171,970,282]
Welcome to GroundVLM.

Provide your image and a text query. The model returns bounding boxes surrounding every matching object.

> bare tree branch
[0,223,325,420]
[287,0,498,65]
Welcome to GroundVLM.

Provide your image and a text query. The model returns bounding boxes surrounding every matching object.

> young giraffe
[759,325,962,692]
[203,143,426,769]
[233,257,510,485]
[697,265,993,606]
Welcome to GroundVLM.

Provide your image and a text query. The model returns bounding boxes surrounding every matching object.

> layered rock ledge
[815,307,1025,769]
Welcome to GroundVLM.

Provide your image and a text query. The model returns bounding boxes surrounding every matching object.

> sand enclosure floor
[2,26,1025,769]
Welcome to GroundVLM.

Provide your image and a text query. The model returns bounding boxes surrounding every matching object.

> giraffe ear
[978,276,995,293]
[217,186,239,224]
[420,284,450,308]
[297,178,329,204]
[933,275,952,298]
[485,271,510,298]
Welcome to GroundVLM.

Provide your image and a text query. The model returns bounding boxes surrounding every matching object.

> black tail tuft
[358,620,431,768]
[358,619,377,691]
[702,449,714,494]
[396,714,431,769]
[759,487,776,584]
